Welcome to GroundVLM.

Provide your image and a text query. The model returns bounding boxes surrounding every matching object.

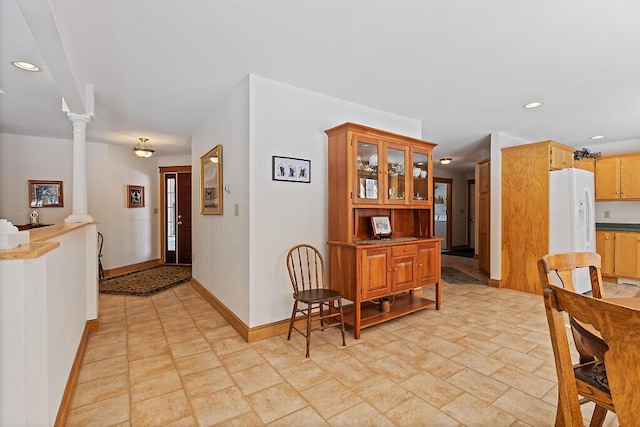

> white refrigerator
[548,168,596,294]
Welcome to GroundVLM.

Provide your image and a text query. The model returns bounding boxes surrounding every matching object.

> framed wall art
[29,180,64,208]
[272,156,311,183]
[127,185,145,208]
[200,144,223,215]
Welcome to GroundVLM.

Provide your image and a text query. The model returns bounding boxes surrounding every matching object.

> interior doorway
[433,178,452,251]
[160,166,192,264]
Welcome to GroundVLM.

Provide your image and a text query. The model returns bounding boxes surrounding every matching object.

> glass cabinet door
[386,145,407,203]
[355,137,380,203]
[411,150,430,203]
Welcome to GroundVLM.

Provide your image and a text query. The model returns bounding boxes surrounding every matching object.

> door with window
[161,167,192,264]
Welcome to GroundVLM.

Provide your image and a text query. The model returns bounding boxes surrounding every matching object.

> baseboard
[488,278,501,288]
[54,319,98,427]
[191,278,306,343]
[103,259,161,278]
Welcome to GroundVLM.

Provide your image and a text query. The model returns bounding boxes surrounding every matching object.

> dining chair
[286,244,346,357]
[541,282,640,426]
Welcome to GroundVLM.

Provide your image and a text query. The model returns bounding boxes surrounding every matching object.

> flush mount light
[133,137,154,158]
[523,101,543,109]
[590,135,605,140]
[439,158,452,165]
[11,61,40,72]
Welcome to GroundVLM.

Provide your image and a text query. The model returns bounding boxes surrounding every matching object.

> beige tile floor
[67,256,639,426]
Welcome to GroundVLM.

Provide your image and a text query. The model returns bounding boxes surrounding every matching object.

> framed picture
[371,215,392,238]
[29,180,64,208]
[200,144,223,215]
[272,156,311,183]
[127,185,145,208]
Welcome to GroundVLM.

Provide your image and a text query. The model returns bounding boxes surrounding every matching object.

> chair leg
[338,299,346,347]
[305,303,312,358]
[589,405,607,427]
[287,301,298,341]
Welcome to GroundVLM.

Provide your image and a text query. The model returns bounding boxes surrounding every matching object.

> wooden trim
[190,278,308,342]
[54,319,98,427]
[602,275,618,283]
[103,258,161,278]
[159,165,191,173]
[488,278,501,288]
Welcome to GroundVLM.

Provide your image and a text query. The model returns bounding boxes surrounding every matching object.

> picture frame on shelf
[200,144,223,215]
[127,185,145,208]
[272,156,311,183]
[29,180,64,208]
[371,215,392,238]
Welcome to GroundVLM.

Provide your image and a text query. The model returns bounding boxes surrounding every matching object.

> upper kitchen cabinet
[548,141,575,170]
[595,153,640,200]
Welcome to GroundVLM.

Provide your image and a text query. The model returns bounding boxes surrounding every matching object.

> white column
[65,113,93,223]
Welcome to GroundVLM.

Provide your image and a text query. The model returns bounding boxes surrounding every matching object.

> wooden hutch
[325,122,442,339]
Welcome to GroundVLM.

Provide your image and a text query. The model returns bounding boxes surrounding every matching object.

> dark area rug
[441,266,486,285]
[442,248,475,258]
[100,265,192,296]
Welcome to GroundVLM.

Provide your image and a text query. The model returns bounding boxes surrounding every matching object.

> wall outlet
[234,203,239,216]
[604,210,610,218]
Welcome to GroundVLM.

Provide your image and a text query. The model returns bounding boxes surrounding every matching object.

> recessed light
[523,101,543,109]
[11,61,40,72]
[439,158,452,165]
[590,135,605,140]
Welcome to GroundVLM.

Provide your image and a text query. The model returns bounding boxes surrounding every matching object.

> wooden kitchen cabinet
[614,232,640,279]
[501,140,578,294]
[595,153,640,200]
[574,158,595,173]
[595,231,615,276]
[326,122,441,338]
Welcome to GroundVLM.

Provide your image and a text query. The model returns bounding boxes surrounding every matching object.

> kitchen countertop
[596,223,640,232]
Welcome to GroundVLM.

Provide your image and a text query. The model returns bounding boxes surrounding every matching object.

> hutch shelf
[325,122,442,339]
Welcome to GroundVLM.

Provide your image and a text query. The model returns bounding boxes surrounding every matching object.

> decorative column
[65,113,93,223]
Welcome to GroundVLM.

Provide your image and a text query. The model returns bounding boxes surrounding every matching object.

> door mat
[441,267,486,284]
[99,265,192,296]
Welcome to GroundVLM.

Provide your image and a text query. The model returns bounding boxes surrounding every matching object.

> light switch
[234,203,239,216]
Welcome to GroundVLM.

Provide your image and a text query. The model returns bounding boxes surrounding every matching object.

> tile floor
[67,256,639,426]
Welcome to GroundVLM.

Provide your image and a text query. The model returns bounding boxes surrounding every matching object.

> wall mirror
[200,144,223,215]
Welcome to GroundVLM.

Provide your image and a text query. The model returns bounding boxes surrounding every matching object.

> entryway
[160,166,192,264]
[433,178,452,250]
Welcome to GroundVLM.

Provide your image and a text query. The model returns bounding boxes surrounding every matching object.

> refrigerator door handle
[585,186,594,248]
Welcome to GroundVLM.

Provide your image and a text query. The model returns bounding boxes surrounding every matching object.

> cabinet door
[595,157,621,200]
[385,142,409,205]
[354,134,382,205]
[410,147,431,204]
[621,156,640,199]
[391,245,417,292]
[549,146,574,170]
[614,233,640,278]
[417,242,439,285]
[478,192,490,274]
[361,247,390,299]
[595,231,615,276]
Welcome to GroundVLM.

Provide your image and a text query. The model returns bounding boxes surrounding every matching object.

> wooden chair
[286,244,346,357]
[539,252,640,426]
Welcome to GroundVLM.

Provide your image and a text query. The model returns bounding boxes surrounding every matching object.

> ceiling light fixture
[439,158,452,165]
[11,61,41,72]
[133,137,154,158]
[523,101,543,109]
[590,135,605,140]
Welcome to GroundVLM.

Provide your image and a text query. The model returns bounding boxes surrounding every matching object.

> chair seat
[295,288,342,304]
[575,361,609,393]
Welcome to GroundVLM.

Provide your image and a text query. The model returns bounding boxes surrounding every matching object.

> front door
[161,167,192,264]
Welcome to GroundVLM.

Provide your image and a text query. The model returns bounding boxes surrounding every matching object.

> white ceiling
[2,0,640,169]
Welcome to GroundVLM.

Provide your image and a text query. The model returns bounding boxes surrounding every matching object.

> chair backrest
[538,252,605,298]
[543,284,640,426]
[286,244,326,294]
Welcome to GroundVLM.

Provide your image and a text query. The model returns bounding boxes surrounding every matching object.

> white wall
[0,133,160,270]
[191,74,422,328]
